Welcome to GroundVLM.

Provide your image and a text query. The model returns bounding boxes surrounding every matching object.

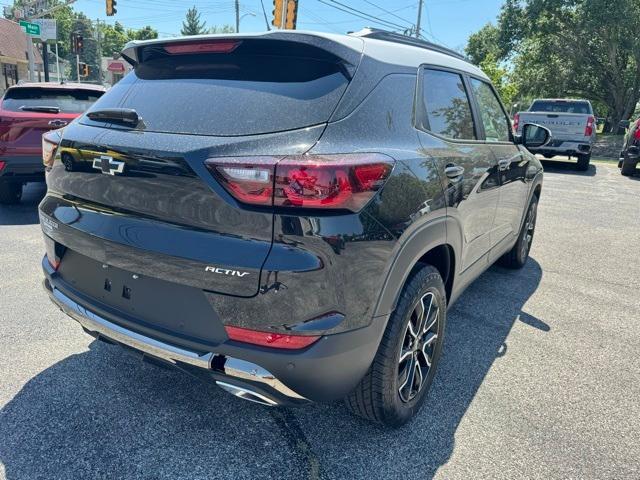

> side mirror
[515,123,552,149]
[619,119,631,130]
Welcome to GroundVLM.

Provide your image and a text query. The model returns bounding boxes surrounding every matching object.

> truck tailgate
[518,112,588,140]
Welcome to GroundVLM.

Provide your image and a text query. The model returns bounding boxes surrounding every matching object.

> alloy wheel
[398,291,439,403]
[521,202,537,259]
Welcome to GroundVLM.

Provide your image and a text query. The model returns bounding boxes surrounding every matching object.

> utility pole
[76,54,81,83]
[260,0,271,30]
[27,32,36,81]
[42,41,50,81]
[415,0,424,38]
[55,42,60,81]
[235,0,240,32]
[96,18,103,85]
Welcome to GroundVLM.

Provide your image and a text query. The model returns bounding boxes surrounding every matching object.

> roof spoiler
[121,31,364,74]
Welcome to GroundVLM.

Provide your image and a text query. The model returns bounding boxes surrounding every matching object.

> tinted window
[470,79,510,142]
[422,69,476,140]
[2,88,103,113]
[84,51,349,136]
[529,100,592,114]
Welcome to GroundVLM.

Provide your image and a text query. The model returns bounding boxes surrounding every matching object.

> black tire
[543,153,554,159]
[0,182,22,205]
[345,265,446,427]
[621,157,637,176]
[498,196,538,269]
[576,153,591,171]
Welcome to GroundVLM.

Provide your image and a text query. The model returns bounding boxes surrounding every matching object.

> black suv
[619,117,640,176]
[40,29,546,426]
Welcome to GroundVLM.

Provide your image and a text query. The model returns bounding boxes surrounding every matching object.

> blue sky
[69,0,504,51]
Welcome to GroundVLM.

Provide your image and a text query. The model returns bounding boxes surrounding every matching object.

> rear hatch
[42,35,362,303]
[0,86,103,157]
[520,100,593,141]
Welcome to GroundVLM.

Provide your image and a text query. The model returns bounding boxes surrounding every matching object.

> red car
[0,82,105,204]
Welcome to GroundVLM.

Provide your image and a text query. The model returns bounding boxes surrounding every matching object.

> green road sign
[19,20,40,36]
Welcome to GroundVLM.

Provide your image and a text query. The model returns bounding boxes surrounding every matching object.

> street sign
[32,19,57,42]
[19,20,41,36]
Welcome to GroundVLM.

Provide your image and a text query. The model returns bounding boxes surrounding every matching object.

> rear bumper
[0,155,44,183]
[529,141,591,156]
[42,256,386,405]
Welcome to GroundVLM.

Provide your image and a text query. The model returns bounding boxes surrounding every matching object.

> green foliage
[181,6,207,36]
[100,22,158,57]
[466,23,502,66]
[5,1,157,82]
[466,23,518,110]
[209,24,235,34]
[470,0,640,131]
[479,54,518,109]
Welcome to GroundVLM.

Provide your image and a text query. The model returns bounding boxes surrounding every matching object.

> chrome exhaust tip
[216,381,278,407]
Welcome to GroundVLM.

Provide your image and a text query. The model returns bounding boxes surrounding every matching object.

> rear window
[2,87,103,113]
[83,43,350,136]
[529,100,592,114]
[420,68,476,141]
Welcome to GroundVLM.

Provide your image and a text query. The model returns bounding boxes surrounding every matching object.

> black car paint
[40,36,543,404]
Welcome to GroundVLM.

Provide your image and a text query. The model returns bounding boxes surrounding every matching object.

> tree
[100,22,129,57]
[100,23,157,57]
[475,0,640,132]
[209,24,235,34]
[181,6,207,36]
[466,23,502,66]
[129,25,158,41]
[466,23,518,109]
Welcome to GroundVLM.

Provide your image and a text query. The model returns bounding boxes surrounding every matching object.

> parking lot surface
[1,162,639,479]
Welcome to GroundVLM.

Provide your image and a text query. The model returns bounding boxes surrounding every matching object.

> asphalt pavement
[0,161,639,479]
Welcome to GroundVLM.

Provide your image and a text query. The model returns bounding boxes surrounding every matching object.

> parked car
[514,98,596,170]
[618,118,640,176]
[0,82,105,204]
[39,29,546,426]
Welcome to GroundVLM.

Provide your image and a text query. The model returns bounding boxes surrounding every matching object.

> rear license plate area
[56,249,225,344]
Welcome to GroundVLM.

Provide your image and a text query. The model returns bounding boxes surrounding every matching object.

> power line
[361,0,415,26]
[316,0,410,32]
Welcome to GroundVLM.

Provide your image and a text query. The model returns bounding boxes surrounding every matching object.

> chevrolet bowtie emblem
[93,155,125,175]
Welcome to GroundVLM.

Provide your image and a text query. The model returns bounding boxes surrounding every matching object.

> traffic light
[272,0,284,29]
[74,34,84,54]
[285,0,298,30]
[106,0,117,16]
[70,33,84,54]
[78,62,90,77]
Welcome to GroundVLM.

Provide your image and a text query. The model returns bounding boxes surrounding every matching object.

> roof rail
[349,28,467,61]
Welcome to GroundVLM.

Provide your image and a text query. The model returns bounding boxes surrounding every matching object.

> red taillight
[205,154,394,212]
[225,325,320,350]
[208,157,276,206]
[47,255,60,270]
[634,120,640,140]
[43,234,63,271]
[164,40,241,55]
[0,160,5,172]
[513,113,520,132]
[585,115,595,137]
[42,135,58,168]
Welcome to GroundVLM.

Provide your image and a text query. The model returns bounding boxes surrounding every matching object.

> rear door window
[470,78,511,142]
[420,68,476,141]
[2,88,103,113]
[83,45,350,136]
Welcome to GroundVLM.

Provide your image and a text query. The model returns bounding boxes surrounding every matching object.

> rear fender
[373,216,456,318]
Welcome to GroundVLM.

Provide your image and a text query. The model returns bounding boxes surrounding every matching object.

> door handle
[498,158,511,171]
[444,164,465,179]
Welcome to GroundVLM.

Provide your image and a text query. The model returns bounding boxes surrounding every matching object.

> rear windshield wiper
[19,105,61,114]
[86,108,140,127]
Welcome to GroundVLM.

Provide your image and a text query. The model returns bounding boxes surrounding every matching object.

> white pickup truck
[514,99,596,170]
